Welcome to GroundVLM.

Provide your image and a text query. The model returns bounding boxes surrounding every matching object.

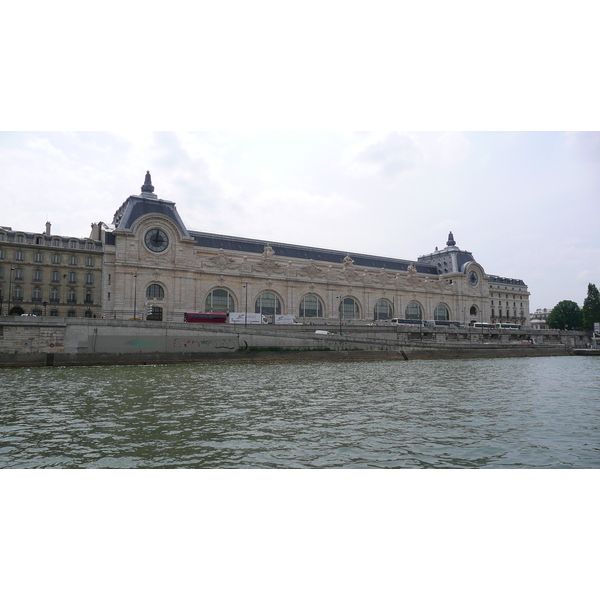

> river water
[1,356,599,468]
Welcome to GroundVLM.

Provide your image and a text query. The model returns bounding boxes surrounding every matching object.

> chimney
[45,221,51,235]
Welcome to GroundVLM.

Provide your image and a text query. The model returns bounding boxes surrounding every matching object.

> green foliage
[546,300,583,330]
[582,283,600,331]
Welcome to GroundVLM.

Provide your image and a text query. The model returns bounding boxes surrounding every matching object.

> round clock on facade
[144,228,169,252]
[468,270,479,286]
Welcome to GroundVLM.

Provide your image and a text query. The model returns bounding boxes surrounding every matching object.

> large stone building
[1,172,530,325]
[0,223,103,318]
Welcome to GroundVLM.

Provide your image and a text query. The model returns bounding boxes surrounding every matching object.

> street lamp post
[133,273,138,319]
[7,267,15,315]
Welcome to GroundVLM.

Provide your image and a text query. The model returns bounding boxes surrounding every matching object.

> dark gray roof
[488,275,526,287]
[113,195,190,236]
[189,230,438,274]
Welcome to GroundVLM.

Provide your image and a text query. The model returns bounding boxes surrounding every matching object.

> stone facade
[97,173,530,325]
[1,172,531,324]
[0,223,103,317]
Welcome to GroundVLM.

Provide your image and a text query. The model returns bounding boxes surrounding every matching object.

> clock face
[144,228,169,252]
[469,271,479,287]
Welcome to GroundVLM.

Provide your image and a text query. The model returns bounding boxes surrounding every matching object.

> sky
[0,130,598,312]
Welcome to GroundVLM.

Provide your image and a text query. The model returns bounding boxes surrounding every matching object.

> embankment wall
[0,317,590,367]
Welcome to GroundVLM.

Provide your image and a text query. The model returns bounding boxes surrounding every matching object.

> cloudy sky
[1,3,598,313]
[1,131,598,311]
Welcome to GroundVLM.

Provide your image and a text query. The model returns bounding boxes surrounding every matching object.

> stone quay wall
[0,317,591,367]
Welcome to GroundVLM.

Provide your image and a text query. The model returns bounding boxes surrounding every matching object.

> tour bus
[390,318,428,326]
[495,323,522,330]
[428,320,461,327]
[183,312,228,324]
[472,322,493,329]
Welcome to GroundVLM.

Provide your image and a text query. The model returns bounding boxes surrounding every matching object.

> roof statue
[446,231,456,247]
[141,171,155,194]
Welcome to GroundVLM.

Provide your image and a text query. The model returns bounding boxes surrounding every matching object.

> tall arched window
[299,294,323,318]
[255,292,282,316]
[405,302,422,320]
[470,305,478,316]
[205,288,235,313]
[434,304,449,321]
[374,299,393,321]
[146,284,164,299]
[340,297,360,320]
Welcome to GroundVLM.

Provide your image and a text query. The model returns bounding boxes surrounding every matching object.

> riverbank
[0,316,587,367]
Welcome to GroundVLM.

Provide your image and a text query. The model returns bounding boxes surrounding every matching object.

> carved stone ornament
[338,268,364,283]
[407,263,417,277]
[342,254,354,268]
[253,260,286,276]
[262,244,275,260]
[299,260,326,280]
[374,268,393,285]
[205,248,238,271]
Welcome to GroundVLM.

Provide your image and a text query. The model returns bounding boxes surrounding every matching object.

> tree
[582,283,600,331]
[546,300,583,330]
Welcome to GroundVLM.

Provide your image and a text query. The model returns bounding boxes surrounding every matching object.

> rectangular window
[14,268,23,280]
[53,239,60,247]
[69,272,77,284]
[50,288,60,302]
[70,240,77,249]
[86,257,94,267]
[67,289,76,303]
[33,269,42,281]
[51,271,59,282]
[52,254,61,264]
[15,250,24,261]
[69,255,77,265]
[85,273,93,285]
[32,287,42,301]
[34,252,43,263]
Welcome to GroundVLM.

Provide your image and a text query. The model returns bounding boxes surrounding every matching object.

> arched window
[67,309,76,317]
[405,302,422,320]
[434,304,449,321]
[84,310,93,318]
[205,288,235,313]
[255,292,281,316]
[299,294,323,318]
[470,305,478,316]
[339,297,360,320]
[374,299,393,321]
[146,284,164,299]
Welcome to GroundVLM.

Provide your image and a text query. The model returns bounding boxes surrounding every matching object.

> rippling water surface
[1,356,599,468]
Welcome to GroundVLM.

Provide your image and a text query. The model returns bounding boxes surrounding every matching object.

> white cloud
[343,132,422,178]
